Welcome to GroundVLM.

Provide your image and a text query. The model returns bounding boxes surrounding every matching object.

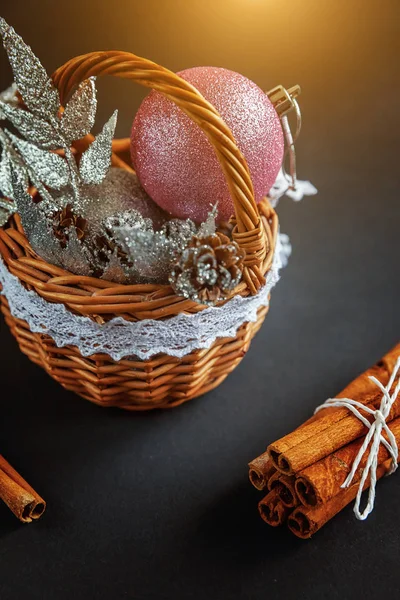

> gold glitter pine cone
[170,232,246,305]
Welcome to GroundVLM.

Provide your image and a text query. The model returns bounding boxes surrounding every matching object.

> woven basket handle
[52,51,268,293]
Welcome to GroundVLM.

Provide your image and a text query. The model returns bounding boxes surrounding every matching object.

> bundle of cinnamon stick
[0,455,45,523]
[249,343,400,538]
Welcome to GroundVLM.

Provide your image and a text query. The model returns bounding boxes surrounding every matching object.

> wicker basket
[0,51,279,410]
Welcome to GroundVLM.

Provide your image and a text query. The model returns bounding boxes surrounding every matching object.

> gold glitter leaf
[0,18,60,118]
[60,78,97,143]
[79,110,118,185]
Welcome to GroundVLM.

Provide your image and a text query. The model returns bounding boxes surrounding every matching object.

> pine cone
[53,204,87,247]
[170,232,245,305]
[95,233,130,266]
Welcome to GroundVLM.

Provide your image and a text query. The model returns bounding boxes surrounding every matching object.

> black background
[0,1,399,599]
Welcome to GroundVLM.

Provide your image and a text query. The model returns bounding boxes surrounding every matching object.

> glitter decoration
[197,204,217,238]
[57,228,93,276]
[0,82,18,119]
[0,18,60,118]
[111,217,197,283]
[0,21,220,287]
[8,153,216,284]
[60,78,97,143]
[0,125,59,211]
[110,209,217,284]
[11,172,93,275]
[0,101,59,149]
[170,233,245,305]
[10,171,62,265]
[100,250,127,284]
[0,142,14,198]
[0,129,28,201]
[0,19,116,208]
[20,168,179,283]
[131,66,284,223]
[7,132,69,189]
[79,110,118,185]
[54,168,168,235]
[0,19,123,277]
[0,199,15,226]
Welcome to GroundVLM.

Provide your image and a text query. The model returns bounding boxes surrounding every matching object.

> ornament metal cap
[267,84,301,117]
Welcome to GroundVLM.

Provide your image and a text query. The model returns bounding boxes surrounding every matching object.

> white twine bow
[315,357,400,520]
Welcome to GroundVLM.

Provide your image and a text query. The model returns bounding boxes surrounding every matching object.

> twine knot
[373,409,386,426]
[315,357,400,521]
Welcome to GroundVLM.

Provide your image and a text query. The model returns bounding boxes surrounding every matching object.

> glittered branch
[0,17,60,118]
[0,18,117,209]
[0,18,218,287]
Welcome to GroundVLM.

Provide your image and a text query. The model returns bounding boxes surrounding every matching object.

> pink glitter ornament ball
[131,67,284,223]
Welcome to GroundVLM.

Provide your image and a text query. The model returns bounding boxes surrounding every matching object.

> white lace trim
[0,234,290,361]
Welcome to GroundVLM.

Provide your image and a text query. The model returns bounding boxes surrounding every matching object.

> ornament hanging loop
[268,85,302,191]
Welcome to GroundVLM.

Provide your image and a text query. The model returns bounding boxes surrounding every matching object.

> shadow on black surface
[0,503,22,538]
[192,481,301,564]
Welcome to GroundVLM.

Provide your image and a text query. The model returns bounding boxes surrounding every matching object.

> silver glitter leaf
[0,128,57,209]
[79,110,118,185]
[8,132,69,189]
[0,147,13,197]
[0,82,18,120]
[0,101,59,149]
[12,176,91,275]
[112,217,197,284]
[0,198,16,226]
[32,179,60,212]
[0,130,30,200]
[197,205,217,238]
[60,78,97,143]
[101,250,127,284]
[59,228,93,277]
[0,18,60,117]
[10,170,61,264]
[10,169,91,273]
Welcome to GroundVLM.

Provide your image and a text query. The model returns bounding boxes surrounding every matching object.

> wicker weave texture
[1,296,268,410]
[0,51,279,410]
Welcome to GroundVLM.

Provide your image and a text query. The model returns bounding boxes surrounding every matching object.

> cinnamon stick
[288,459,391,538]
[248,452,275,490]
[269,344,400,475]
[258,490,291,526]
[268,471,299,508]
[0,455,46,523]
[295,415,400,507]
[249,412,335,489]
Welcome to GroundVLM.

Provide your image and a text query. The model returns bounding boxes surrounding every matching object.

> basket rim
[0,140,278,323]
